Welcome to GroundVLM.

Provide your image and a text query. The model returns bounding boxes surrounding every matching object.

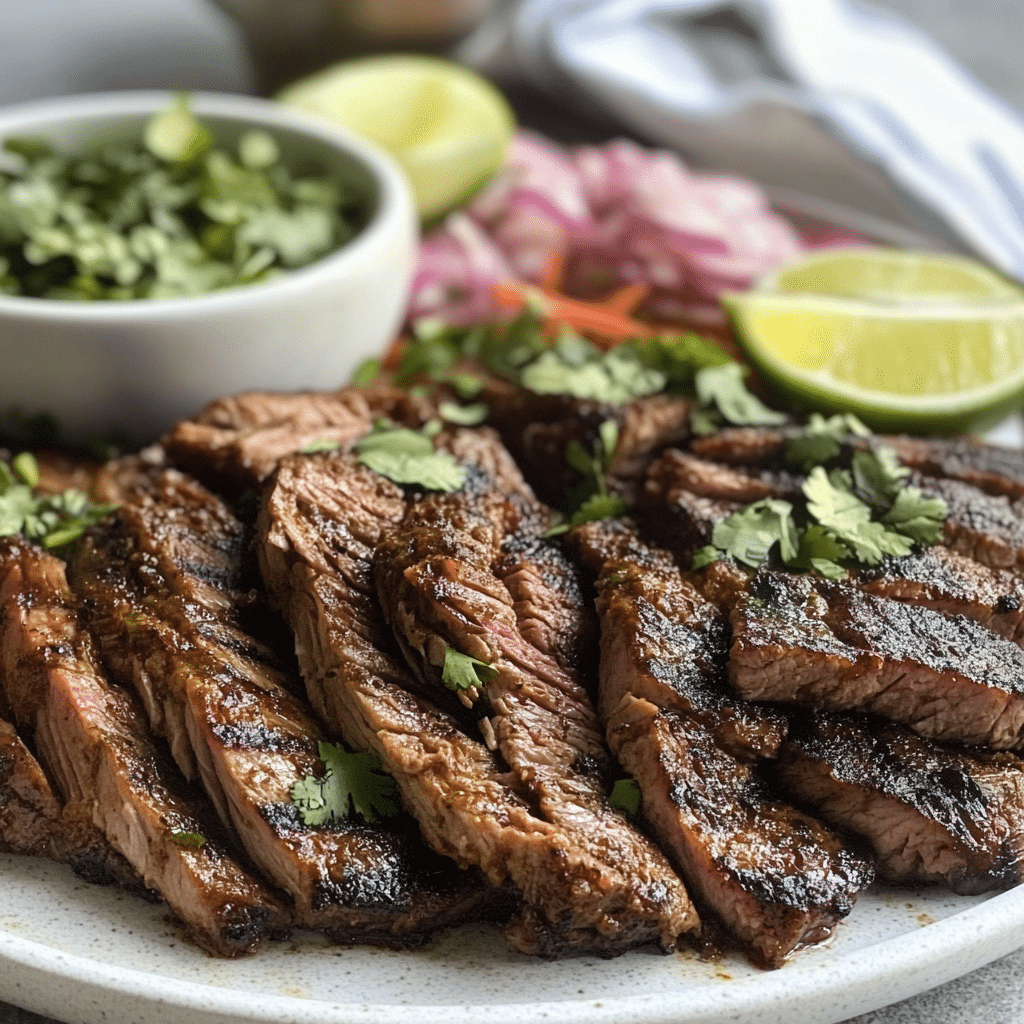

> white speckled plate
[1,852,1024,1024]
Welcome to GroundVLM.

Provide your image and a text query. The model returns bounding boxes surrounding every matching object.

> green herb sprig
[609,776,641,818]
[0,453,114,549]
[693,415,946,578]
[290,741,400,827]
[355,419,466,492]
[441,647,499,692]
[0,94,367,300]
[547,419,629,534]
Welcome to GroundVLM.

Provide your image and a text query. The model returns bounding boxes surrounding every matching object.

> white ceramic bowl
[0,91,417,441]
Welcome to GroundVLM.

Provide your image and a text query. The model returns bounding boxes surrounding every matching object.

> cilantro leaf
[519,335,666,403]
[803,468,913,563]
[300,438,339,454]
[442,648,499,691]
[693,363,788,433]
[355,422,466,492]
[290,741,400,826]
[609,777,641,818]
[784,413,871,473]
[710,498,799,568]
[851,447,908,510]
[0,453,114,549]
[567,492,630,529]
[350,356,382,386]
[438,400,488,426]
[881,486,946,544]
[166,829,206,849]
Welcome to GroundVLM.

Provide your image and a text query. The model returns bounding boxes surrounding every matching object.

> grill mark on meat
[0,537,278,956]
[913,475,1024,571]
[162,389,375,496]
[260,449,696,957]
[0,713,147,890]
[730,570,1024,749]
[778,713,1024,894]
[69,469,478,943]
[374,429,698,956]
[886,436,1024,500]
[859,547,1024,645]
[608,696,871,968]
[567,519,785,760]
[571,520,869,967]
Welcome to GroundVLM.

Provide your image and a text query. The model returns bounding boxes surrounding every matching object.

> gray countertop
[1,1,1023,1022]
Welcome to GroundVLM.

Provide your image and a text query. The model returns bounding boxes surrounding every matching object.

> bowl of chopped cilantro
[0,90,416,440]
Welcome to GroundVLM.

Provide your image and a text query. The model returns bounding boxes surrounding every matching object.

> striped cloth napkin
[509,0,1024,281]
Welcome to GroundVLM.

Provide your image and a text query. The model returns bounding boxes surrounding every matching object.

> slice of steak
[688,426,791,466]
[484,382,692,507]
[646,449,801,504]
[570,520,869,967]
[69,469,480,944]
[0,537,278,956]
[373,432,698,956]
[261,448,697,957]
[915,474,1024,571]
[0,713,65,857]
[163,388,375,496]
[886,436,1024,501]
[568,519,785,760]
[859,546,1024,645]
[730,570,1024,750]
[0,713,145,890]
[778,713,1024,894]
[608,695,872,968]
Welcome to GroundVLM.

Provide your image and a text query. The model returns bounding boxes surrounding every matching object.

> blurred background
[0,0,1021,115]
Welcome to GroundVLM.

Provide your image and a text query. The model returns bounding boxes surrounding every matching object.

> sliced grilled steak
[730,570,1024,749]
[568,519,785,760]
[778,713,1024,894]
[0,537,278,956]
[608,695,872,967]
[69,469,482,944]
[859,546,1024,645]
[484,382,692,506]
[915,474,1024,571]
[163,388,374,496]
[0,714,64,857]
[373,430,698,956]
[260,448,697,957]
[0,713,144,889]
[886,436,1024,501]
[688,426,790,466]
[571,520,869,967]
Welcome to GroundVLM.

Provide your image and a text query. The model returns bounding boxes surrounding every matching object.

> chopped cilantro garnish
[290,741,400,826]
[355,420,466,492]
[609,777,641,818]
[694,418,946,577]
[438,400,488,426]
[166,829,206,849]
[0,452,114,549]
[441,647,499,691]
[350,356,382,387]
[691,363,788,436]
[0,94,367,300]
[299,438,339,454]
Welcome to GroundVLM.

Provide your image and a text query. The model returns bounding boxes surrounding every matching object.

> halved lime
[278,55,514,224]
[758,248,1024,303]
[724,291,1024,434]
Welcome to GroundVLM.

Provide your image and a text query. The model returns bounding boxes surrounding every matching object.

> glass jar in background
[211,0,499,94]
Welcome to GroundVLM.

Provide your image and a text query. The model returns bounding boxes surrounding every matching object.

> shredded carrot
[538,250,567,291]
[491,279,657,346]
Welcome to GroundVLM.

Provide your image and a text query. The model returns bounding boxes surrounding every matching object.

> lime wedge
[758,248,1024,303]
[278,55,514,224]
[724,291,1024,434]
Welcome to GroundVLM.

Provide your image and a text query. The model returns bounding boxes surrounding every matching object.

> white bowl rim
[0,89,415,320]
